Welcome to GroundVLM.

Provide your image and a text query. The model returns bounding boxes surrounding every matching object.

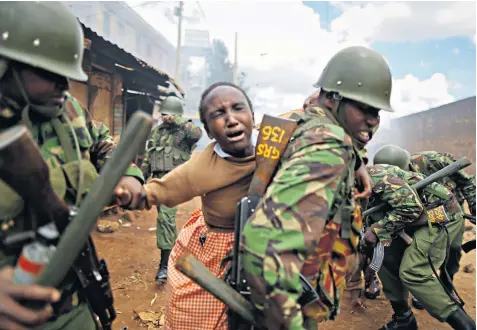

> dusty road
[93,199,476,330]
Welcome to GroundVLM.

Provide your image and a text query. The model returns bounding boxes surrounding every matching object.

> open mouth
[51,95,66,106]
[357,131,371,143]
[226,130,245,143]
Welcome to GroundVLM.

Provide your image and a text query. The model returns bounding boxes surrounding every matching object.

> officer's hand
[114,176,146,209]
[363,227,378,246]
[354,163,373,200]
[0,266,60,330]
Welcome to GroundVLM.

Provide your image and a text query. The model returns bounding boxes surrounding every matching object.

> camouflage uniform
[241,106,357,329]
[410,151,476,288]
[241,46,394,329]
[366,164,464,325]
[141,114,202,280]
[0,94,144,329]
[345,148,381,302]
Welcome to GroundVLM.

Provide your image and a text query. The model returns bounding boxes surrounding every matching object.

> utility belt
[403,203,450,237]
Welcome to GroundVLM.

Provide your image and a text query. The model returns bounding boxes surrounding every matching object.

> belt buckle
[426,205,448,224]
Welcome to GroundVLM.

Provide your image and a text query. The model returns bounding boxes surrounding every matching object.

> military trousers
[152,172,178,251]
[378,215,463,322]
[443,219,464,284]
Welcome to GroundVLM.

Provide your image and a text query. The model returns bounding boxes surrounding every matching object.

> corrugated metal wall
[368,97,476,175]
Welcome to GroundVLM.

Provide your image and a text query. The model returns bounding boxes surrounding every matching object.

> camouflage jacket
[410,151,476,215]
[366,164,456,246]
[141,116,202,175]
[0,94,143,249]
[0,94,144,327]
[241,106,356,329]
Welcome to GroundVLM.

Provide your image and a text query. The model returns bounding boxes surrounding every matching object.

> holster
[226,197,319,330]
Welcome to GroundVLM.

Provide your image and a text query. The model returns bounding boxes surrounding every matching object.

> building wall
[69,70,124,138]
[69,81,88,110]
[368,97,476,175]
[66,1,176,76]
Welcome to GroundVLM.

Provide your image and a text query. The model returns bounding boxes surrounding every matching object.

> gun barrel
[364,157,472,217]
[36,111,152,288]
[412,157,471,191]
[175,252,258,326]
[464,214,476,220]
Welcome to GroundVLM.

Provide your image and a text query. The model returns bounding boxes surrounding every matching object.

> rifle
[0,111,152,329]
[363,157,472,245]
[464,213,476,225]
[461,214,476,253]
[176,114,299,328]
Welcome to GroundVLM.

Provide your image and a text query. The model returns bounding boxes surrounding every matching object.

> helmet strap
[11,67,64,120]
[332,93,367,151]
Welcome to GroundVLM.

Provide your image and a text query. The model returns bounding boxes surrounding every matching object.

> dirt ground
[93,199,476,330]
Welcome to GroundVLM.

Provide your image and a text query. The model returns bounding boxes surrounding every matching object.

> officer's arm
[184,121,203,147]
[368,166,424,246]
[88,120,144,184]
[441,152,476,215]
[242,140,351,330]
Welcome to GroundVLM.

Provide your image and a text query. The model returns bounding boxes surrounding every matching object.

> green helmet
[160,96,184,116]
[373,144,410,170]
[314,46,393,112]
[0,2,87,81]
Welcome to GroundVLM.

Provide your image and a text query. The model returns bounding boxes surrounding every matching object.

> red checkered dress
[164,210,235,330]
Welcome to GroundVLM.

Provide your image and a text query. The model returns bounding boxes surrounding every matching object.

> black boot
[379,301,418,330]
[411,296,425,310]
[155,249,171,283]
[446,308,476,330]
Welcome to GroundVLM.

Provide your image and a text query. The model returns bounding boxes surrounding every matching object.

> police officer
[0,2,144,329]
[377,146,476,311]
[241,46,392,329]
[141,96,202,283]
[367,145,475,330]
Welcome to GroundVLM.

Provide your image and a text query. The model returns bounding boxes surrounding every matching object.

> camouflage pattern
[410,151,476,215]
[366,164,455,246]
[141,116,202,176]
[141,117,200,252]
[410,150,475,291]
[366,164,464,321]
[0,94,143,329]
[241,106,357,329]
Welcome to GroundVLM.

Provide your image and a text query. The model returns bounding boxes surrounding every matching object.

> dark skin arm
[114,177,146,209]
[355,162,373,200]
[363,227,378,245]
